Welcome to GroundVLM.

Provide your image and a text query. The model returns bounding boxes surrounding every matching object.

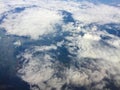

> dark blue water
[61,10,75,24]
[101,23,120,37]
[0,30,30,90]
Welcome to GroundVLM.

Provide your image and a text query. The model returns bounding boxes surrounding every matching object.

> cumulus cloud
[18,46,120,90]
[0,7,62,39]
[17,22,120,90]
[0,2,7,14]
[13,40,21,46]
[61,20,120,62]
[0,0,120,39]
[0,0,120,90]
[73,3,120,24]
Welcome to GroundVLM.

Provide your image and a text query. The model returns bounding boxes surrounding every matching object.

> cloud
[13,40,21,46]
[73,3,120,24]
[17,22,120,90]
[0,0,120,39]
[18,45,120,90]
[0,2,7,14]
[0,0,120,90]
[0,7,62,39]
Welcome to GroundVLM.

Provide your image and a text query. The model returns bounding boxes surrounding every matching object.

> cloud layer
[0,0,120,90]
[0,0,120,39]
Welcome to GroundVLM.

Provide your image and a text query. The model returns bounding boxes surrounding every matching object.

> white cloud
[34,45,57,51]
[0,7,62,39]
[13,40,21,46]
[18,46,120,90]
[73,3,120,24]
[0,2,7,14]
[0,0,120,39]
[83,33,101,41]
[0,0,120,90]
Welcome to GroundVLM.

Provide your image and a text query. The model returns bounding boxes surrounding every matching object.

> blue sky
[93,0,120,4]
[75,0,120,4]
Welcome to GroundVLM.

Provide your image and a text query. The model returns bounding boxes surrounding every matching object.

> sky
[76,0,120,4]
